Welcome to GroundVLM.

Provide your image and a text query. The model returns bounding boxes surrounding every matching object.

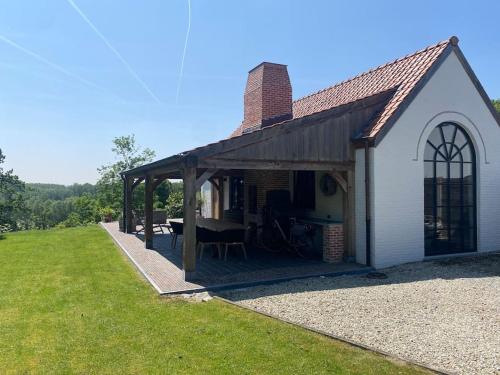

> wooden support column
[124,176,134,233]
[182,157,198,280]
[122,177,127,232]
[144,174,154,249]
[195,169,218,190]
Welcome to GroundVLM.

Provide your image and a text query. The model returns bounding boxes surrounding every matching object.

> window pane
[449,207,462,226]
[461,145,472,162]
[454,129,467,149]
[450,144,463,162]
[449,227,462,250]
[462,206,475,227]
[425,237,434,251]
[464,185,474,206]
[463,163,473,183]
[424,184,434,208]
[436,206,447,228]
[441,123,455,143]
[230,177,244,211]
[435,184,447,206]
[424,214,434,231]
[436,162,447,179]
[436,226,449,241]
[437,145,448,160]
[449,184,461,206]
[424,143,435,161]
[427,128,442,147]
[449,163,461,181]
[424,161,434,179]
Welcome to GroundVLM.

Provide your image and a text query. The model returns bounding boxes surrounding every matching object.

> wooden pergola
[121,91,392,279]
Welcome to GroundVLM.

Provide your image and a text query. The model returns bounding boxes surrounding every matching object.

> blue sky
[1,0,499,184]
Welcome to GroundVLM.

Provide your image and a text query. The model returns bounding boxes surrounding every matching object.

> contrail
[0,34,105,91]
[176,0,191,104]
[66,0,162,104]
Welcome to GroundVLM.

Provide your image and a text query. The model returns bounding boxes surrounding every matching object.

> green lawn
[0,226,430,374]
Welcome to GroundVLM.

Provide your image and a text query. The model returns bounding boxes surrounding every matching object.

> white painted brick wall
[370,50,500,269]
[355,148,366,264]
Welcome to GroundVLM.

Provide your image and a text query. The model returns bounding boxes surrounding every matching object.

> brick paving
[101,222,368,294]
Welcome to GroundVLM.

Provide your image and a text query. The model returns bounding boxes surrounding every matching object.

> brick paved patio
[102,222,369,294]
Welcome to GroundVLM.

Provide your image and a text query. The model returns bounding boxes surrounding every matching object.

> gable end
[372,42,500,147]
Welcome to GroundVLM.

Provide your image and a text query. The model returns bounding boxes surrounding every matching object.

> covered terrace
[120,92,391,281]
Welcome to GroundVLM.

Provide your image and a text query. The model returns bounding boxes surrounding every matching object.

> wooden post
[122,177,127,232]
[183,156,198,280]
[125,176,134,233]
[144,174,154,249]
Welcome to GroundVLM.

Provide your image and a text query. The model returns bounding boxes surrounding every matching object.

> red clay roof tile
[231,38,451,139]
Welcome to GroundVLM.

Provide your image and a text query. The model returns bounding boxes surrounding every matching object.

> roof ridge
[293,37,452,105]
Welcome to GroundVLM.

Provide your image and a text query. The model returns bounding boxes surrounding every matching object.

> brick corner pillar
[144,174,154,249]
[323,223,344,263]
[182,156,198,280]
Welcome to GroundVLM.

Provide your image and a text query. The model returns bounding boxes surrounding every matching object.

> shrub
[57,213,82,228]
[99,207,115,222]
[165,191,183,219]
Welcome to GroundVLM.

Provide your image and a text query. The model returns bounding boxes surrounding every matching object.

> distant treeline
[1,135,184,233]
[17,181,182,230]
[26,183,96,201]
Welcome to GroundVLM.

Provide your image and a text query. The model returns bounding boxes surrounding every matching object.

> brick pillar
[323,223,344,263]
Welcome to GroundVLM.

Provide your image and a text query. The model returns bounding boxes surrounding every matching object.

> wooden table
[169,218,245,232]
[169,218,247,259]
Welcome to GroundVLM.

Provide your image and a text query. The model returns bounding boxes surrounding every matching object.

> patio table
[168,218,245,232]
[169,218,246,257]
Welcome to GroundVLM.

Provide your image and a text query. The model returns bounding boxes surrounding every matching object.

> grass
[0,226,431,374]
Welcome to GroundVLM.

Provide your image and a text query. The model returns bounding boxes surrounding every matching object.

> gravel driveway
[221,253,500,375]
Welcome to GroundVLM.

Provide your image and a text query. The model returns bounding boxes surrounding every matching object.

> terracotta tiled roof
[231,38,452,139]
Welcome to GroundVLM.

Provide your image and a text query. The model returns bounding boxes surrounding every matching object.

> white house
[122,36,500,275]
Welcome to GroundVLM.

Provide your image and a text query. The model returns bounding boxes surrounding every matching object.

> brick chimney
[241,62,292,134]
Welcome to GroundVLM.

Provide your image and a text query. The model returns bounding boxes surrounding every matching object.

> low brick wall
[323,224,344,263]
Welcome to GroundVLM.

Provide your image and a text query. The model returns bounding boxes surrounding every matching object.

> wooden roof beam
[198,159,354,171]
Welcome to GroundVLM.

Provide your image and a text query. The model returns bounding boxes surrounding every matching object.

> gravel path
[221,253,500,375]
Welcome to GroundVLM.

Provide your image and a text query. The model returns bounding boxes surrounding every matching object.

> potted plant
[100,207,115,223]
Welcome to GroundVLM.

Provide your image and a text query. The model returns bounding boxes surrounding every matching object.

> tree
[72,195,100,224]
[0,149,25,232]
[96,135,155,211]
[492,99,500,113]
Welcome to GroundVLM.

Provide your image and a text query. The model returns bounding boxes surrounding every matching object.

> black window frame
[424,122,477,256]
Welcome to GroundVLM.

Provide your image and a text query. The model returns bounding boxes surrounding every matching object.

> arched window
[424,122,476,255]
